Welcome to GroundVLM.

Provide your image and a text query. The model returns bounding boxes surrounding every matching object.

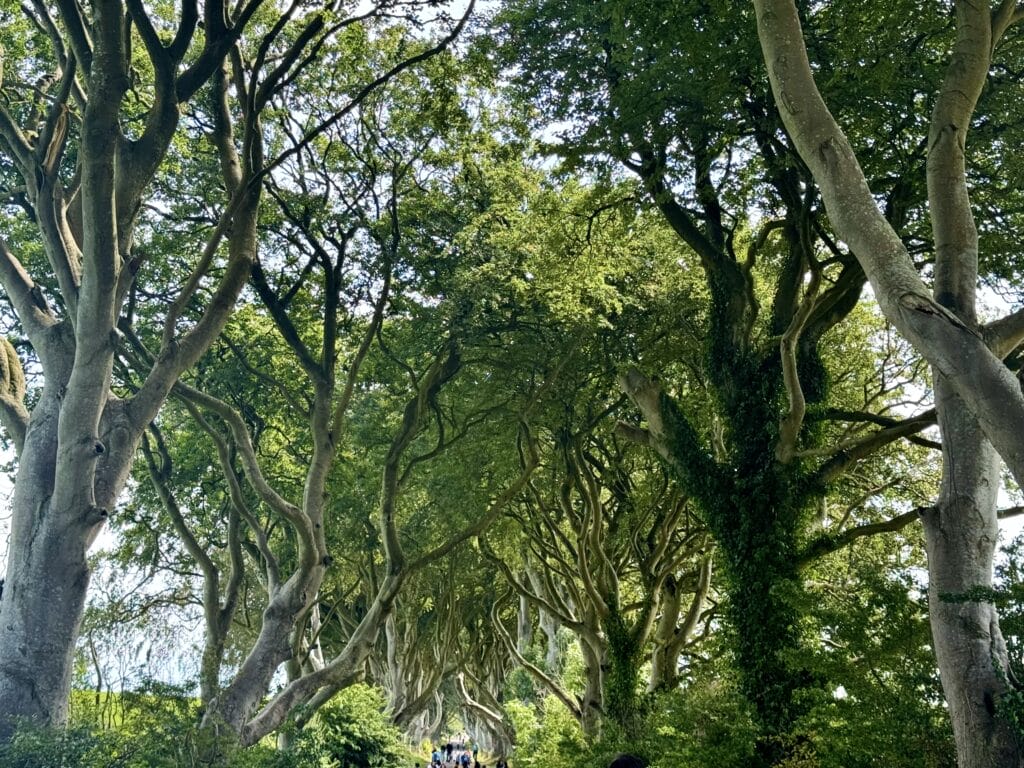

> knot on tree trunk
[84,506,108,526]
[898,292,978,335]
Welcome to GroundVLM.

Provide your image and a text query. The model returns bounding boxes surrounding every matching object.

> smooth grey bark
[478,696,515,756]
[648,556,712,692]
[517,589,533,655]
[925,381,1021,767]
[0,0,477,743]
[0,0,128,730]
[491,432,692,737]
[921,4,1022,762]
[578,635,604,738]
[195,344,541,746]
[541,611,561,671]
[486,538,601,734]
[386,613,407,716]
[455,672,511,749]
[527,567,563,670]
[200,348,456,743]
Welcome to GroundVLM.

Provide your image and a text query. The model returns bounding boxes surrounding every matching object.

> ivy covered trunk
[714,486,810,766]
[624,353,820,767]
[602,610,646,741]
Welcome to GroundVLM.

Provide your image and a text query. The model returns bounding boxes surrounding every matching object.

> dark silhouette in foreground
[608,755,646,768]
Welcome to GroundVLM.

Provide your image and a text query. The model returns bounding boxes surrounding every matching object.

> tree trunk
[649,557,712,692]
[620,370,813,765]
[202,575,318,735]
[386,613,407,716]
[578,636,604,738]
[517,589,533,655]
[724,524,807,766]
[924,382,1022,767]
[0,3,256,737]
[0,407,91,737]
[648,575,682,692]
[603,610,644,739]
[526,566,562,670]
[919,3,1023,760]
[541,610,561,671]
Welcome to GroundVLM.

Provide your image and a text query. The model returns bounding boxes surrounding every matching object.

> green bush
[0,723,117,768]
[2,682,410,768]
[504,694,585,768]
[276,683,410,768]
[1,680,213,768]
[645,681,758,768]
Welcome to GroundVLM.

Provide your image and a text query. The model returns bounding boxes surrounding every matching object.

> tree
[486,420,712,745]
[491,2,945,762]
[752,1,1024,763]
[0,0,474,740]
[0,0,263,737]
[102,50,589,751]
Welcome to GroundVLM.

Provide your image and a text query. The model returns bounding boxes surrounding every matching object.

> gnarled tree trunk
[0,0,254,738]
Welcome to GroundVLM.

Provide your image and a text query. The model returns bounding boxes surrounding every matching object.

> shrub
[0,723,115,768]
[277,683,409,768]
[504,694,584,768]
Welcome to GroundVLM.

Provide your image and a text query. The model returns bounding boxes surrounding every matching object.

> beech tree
[8,2,1022,764]
[0,0,472,740]
[0,0,262,737]
[491,3,953,762]
[92,55,611,754]
[753,1,1024,763]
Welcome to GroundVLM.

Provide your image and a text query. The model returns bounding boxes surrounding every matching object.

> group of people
[415,740,639,768]
[416,737,509,768]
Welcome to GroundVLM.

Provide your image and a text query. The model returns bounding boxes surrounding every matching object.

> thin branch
[985,306,1024,359]
[811,409,937,483]
[489,594,583,721]
[999,506,1024,520]
[52,0,93,73]
[992,0,1024,48]
[812,408,941,451]
[172,381,315,567]
[181,398,281,591]
[256,0,476,183]
[0,105,35,174]
[800,507,923,564]
[480,539,581,631]
[141,428,219,580]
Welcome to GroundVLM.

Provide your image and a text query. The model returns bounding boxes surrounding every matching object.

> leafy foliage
[275,685,409,768]
[504,696,586,768]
